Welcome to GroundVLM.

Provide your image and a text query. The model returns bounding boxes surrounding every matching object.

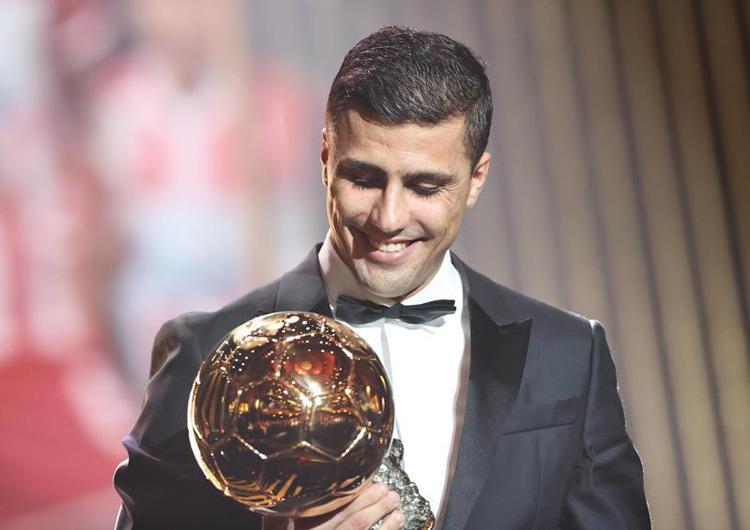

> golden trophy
[188,311,434,528]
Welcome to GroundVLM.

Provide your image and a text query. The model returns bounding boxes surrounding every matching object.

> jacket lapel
[273,245,333,317]
[441,256,531,530]
[276,249,531,530]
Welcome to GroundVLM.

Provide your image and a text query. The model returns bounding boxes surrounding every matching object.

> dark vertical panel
[734,0,750,91]
[604,1,697,528]
[692,0,750,525]
[649,0,740,528]
[696,0,750,375]
[693,0,750,369]
[743,0,750,64]
[732,0,750,358]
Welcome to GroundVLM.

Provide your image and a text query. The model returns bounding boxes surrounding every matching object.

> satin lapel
[441,257,531,530]
[276,249,530,529]
[273,245,333,317]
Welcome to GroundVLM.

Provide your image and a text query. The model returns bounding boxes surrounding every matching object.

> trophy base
[371,439,435,530]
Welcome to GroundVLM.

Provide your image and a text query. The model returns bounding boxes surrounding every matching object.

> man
[114,26,651,530]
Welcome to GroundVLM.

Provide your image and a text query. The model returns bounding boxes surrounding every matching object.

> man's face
[322,109,490,300]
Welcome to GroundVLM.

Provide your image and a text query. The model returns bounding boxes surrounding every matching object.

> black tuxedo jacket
[114,248,650,529]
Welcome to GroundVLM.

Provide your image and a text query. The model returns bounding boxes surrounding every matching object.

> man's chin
[366,286,411,300]
[356,270,421,301]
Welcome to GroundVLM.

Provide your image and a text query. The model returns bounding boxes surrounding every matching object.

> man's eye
[411,184,441,197]
[349,176,384,190]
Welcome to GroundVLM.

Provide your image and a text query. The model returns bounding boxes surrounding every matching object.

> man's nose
[371,183,409,234]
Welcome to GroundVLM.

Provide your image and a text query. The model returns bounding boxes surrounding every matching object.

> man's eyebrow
[335,158,387,178]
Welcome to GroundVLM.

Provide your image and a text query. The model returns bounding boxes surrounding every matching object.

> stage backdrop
[0,1,748,529]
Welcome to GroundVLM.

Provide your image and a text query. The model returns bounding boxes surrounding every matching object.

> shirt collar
[318,231,462,310]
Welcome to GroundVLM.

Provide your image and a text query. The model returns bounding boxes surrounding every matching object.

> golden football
[187,311,394,517]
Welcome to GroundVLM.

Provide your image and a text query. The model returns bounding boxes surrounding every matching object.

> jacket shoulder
[463,263,594,338]
[163,278,282,364]
[503,283,593,332]
[132,278,282,450]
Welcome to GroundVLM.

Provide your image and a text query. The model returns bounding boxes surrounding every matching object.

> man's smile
[323,109,487,299]
[350,228,423,265]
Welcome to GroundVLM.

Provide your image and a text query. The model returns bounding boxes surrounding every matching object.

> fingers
[328,483,403,530]
[376,509,406,530]
[340,491,400,530]
[338,483,392,517]
[263,483,405,530]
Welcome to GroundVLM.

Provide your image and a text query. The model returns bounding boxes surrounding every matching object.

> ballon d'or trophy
[188,311,435,529]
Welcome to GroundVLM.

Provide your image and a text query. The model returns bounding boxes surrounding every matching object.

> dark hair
[326,26,493,168]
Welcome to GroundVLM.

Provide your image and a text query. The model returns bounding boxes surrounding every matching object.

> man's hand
[263,483,405,530]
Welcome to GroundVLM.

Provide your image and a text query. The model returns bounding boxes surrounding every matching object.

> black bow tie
[335,294,456,325]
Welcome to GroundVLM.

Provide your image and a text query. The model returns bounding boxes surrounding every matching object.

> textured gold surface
[188,312,394,517]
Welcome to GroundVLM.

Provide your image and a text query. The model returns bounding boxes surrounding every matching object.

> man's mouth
[367,236,411,253]
[348,229,422,264]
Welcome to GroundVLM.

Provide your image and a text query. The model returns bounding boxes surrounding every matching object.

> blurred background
[0,0,747,529]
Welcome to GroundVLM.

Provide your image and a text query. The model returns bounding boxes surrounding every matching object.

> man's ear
[466,152,490,207]
[321,128,330,186]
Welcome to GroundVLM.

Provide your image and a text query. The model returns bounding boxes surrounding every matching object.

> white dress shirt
[318,233,470,520]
